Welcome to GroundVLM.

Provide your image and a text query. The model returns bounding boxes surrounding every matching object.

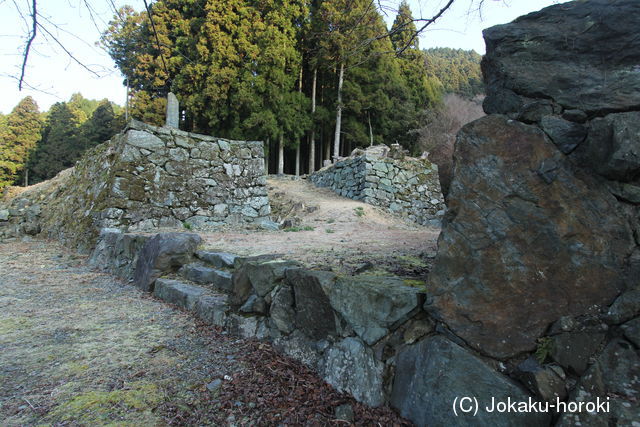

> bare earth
[201,176,440,277]
[0,240,409,425]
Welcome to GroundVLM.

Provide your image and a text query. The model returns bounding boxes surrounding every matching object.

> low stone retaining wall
[87,229,640,425]
[309,153,445,226]
[0,120,270,248]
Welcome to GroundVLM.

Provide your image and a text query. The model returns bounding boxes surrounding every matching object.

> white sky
[0,0,570,115]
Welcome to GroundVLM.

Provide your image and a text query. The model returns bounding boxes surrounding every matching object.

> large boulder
[133,232,202,292]
[390,336,551,427]
[426,115,634,359]
[482,0,640,117]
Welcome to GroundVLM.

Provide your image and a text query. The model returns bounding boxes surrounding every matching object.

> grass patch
[326,218,336,224]
[49,381,163,425]
[182,221,192,230]
[283,226,315,232]
[534,337,552,364]
[354,207,366,217]
[403,279,426,288]
[325,228,335,234]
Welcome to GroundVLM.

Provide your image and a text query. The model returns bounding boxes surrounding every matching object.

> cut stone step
[179,263,233,291]
[195,294,230,327]
[154,278,205,311]
[196,251,237,269]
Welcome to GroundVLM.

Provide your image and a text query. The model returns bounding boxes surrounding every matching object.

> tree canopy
[101,0,463,170]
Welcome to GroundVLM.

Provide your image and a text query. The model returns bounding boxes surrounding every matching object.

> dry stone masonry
[421,0,640,426]
[310,145,445,226]
[0,120,270,247]
[87,229,551,426]
[1,2,638,426]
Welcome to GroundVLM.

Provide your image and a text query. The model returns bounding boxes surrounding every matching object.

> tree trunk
[295,145,300,176]
[309,68,317,173]
[333,62,344,163]
[368,111,374,147]
[278,134,284,175]
[324,135,330,164]
[23,168,28,187]
[265,137,270,175]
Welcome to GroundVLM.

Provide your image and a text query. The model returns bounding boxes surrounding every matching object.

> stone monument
[166,92,179,129]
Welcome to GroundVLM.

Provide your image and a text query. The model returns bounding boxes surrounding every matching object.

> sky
[0,0,570,115]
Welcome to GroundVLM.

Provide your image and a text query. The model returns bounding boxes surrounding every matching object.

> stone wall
[88,229,551,425]
[0,120,270,248]
[309,148,445,226]
[424,1,640,426]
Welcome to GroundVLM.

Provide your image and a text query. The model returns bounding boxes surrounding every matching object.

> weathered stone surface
[329,275,421,345]
[557,339,640,426]
[482,0,640,116]
[226,313,260,339]
[0,120,271,244]
[178,263,232,291]
[126,129,165,150]
[286,268,338,340]
[576,112,640,182]
[270,286,295,334]
[239,294,267,315]
[154,278,205,311]
[165,92,179,128]
[549,331,606,376]
[515,358,566,402]
[391,336,550,427]
[310,148,445,226]
[89,230,151,280]
[427,115,633,359]
[133,232,202,292]
[230,268,253,307]
[621,317,640,348]
[195,251,236,268]
[245,260,300,297]
[195,294,229,326]
[605,289,640,324]
[233,254,282,269]
[321,337,385,407]
[539,115,586,154]
[0,209,9,221]
[272,330,322,367]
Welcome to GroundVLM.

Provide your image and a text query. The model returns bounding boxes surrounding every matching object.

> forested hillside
[0,94,124,188]
[101,0,479,174]
[1,1,484,187]
[423,48,483,98]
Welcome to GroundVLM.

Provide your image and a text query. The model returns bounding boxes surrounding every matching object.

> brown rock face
[426,115,633,359]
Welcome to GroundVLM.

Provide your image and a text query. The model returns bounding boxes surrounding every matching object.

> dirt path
[201,176,440,277]
[0,240,408,426]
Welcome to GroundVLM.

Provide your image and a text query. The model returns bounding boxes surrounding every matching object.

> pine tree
[28,103,81,183]
[0,97,43,188]
[390,0,419,53]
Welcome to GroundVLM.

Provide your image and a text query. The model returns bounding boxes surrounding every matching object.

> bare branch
[19,0,37,90]
[36,21,100,77]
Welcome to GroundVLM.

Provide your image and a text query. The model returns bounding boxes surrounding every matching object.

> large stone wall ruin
[310,147,445,226]
[0,120,270,248]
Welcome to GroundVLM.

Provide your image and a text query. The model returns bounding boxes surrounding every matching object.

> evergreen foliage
[0,97,43,188]
[96,1,482,173]
[423,47,483,98]
[28,97,123,184]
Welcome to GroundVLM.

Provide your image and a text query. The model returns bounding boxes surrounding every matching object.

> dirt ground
[0,239,410,426]
[201,176,440,278]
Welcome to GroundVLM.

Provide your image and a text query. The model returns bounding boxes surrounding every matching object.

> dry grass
[0,239,411,426]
